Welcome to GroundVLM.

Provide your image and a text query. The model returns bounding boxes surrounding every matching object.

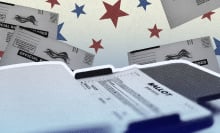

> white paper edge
[73,60,220,79]
[0,60,219,80]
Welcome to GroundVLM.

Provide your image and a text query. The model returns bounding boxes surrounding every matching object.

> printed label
[17,50,47,62]
[193,59,208,66]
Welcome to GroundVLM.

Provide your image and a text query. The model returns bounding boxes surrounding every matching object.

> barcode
[83,53,94,65]
[196,0,210,5]
[50,13,58,24]
[201,37,211,48]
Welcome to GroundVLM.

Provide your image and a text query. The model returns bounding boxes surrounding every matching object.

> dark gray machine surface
[141,63,220,102]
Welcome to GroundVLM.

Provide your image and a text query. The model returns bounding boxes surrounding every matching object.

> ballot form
[0,61,213,133]
[0,27,94,70]
[0,1,58,57]
[76,67,212,127]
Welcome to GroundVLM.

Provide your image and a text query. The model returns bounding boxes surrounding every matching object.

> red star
[202,11,215,21]
[148,24,163,38]
[46,0,60,8]
[89,39,104,53]
[100,0,129,28]
[0,51,4,57]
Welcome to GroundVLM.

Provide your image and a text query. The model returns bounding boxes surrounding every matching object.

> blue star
[57,22,67,41]
[138,0,151,11]
[214,38,220,55]
[72,4,86,18]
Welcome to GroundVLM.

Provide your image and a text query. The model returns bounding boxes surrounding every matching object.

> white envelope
[0,2,58,57]
[128,36,220,73]
[0,27,95,70]
[161,0,220,28]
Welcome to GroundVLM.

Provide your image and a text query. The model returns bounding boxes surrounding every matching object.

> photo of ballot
[77,66,211,124]
[128,36,220,73]
[0,27,95,70]
[161,0,220,28]
[0,1,58,58]
[0,61,213,133]
[0,0,219,132]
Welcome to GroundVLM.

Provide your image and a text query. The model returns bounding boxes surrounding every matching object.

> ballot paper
[77,68,211,123]
[0,27,94,70]
[128,36,220,72]
[0,61,212,133]
[161,0,220,28]
[0,1,58,57]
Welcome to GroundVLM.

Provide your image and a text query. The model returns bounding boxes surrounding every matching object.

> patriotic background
[2,0,220,68]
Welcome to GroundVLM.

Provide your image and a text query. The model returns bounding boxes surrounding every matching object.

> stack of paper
[0,1,58,57]
[0,27,94,70]
[0,2,94,70]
